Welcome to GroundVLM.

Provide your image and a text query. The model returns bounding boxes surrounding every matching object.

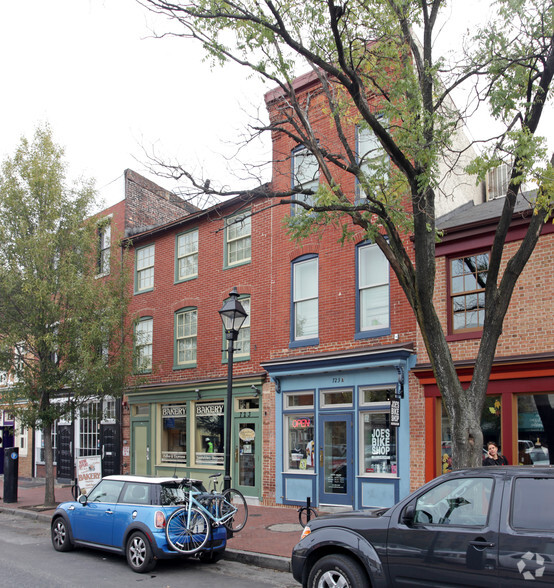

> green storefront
[128,376,264,500]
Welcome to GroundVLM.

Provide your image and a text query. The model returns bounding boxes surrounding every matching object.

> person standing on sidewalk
[483,441,508,466]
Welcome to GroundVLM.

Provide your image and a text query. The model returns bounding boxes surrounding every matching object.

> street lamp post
[218,287,248,491]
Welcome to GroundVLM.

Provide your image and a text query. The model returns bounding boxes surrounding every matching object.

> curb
[0,506,292,573]
[224,548,291,573]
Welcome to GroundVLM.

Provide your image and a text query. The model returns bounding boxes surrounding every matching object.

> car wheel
[51,517,74,552]
[307,554,367,588]
[126,531,156,573]
[198,549,225,564]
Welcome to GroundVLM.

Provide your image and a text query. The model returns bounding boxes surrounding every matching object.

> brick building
[413,193,554,485]
[30,169,196,480]
[120,69,482,509]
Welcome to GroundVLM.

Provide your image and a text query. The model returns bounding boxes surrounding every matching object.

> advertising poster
[77,455,102,494]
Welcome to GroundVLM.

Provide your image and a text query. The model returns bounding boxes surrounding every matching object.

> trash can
[3,447,19,503]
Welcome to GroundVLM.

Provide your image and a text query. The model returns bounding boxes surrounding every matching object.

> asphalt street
[0,511,297,587]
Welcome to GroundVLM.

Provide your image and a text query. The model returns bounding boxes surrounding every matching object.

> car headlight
[300,525,311,540]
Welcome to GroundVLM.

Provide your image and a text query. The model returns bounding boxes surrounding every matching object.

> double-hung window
[291,255,318,346]
[292,146,319,215]
[135,244,155,292]
[97,221,111,275]
[356,117,389,200]
[175,308,197,368]
[356,242,390,337]
[176,229,198,281]
[225,212,251,267]
[135,317,153,373]
[450,252,489,333]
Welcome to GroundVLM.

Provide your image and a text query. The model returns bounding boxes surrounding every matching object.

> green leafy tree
[0,126,134,505]
[139,0,554,469]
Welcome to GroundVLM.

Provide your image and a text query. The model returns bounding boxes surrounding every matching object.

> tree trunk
[43,423,56,506]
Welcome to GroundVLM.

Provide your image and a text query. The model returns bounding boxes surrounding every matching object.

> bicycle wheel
[222,488,248,532]
[165,506,210,554]
[298,506,318,527]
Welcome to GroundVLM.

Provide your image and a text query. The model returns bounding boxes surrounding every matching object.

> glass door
[233,418,260,497]
[318,413,353,506]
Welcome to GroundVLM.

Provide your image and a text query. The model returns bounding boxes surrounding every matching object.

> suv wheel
[308,554,366,588]
[126,531,156,573]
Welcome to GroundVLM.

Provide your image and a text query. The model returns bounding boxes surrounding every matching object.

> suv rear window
[512,477,554,531]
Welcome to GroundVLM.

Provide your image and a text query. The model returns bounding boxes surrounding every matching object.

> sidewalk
[0,477,304,572]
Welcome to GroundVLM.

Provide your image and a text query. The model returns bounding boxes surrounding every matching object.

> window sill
[174,275,198,285]
[355,327,391,340]
[224,259,251,270]
[134,287,154,295]
[173,363,197,371]
[222,355,250,365]
[446,331,482,342]
[289,338,319,349]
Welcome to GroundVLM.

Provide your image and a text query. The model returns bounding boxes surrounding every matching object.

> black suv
[292,467,554,587]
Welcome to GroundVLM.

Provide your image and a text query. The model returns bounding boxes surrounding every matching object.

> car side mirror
[401,504,415,526]
[78,493,88,505]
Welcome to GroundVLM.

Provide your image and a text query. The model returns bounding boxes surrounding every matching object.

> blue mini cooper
[51,475,227,573]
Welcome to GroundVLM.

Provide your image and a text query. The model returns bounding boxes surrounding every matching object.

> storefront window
[441,395,502,473]
[361,412,397,475]
[321,388,353,407]
[517,394,553,466]
[161,404,187,464]
[195,402,224,466]
[285,414,315,471]
[285,392,314,408]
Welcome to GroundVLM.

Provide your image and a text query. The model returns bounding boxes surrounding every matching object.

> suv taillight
[155,511,166,529]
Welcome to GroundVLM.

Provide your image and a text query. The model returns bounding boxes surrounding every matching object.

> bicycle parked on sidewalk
[165,473,248,555]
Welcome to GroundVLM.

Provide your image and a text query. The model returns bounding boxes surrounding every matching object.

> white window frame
[234,297,251,359]
[356,116,389,200]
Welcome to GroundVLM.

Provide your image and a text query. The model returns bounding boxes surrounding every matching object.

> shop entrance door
[132,421,149,475]
[318,414,353,506]
[56,424,74,481]
[232,418,260,498]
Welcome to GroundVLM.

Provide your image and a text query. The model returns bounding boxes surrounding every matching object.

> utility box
[3,447,19,503]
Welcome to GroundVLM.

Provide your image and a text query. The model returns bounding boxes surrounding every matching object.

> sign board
[390,399,400,427]
[77,455,102,495]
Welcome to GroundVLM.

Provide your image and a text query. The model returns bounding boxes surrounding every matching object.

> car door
[497,474,554,584]
[111,482,153,549]
[72,479,125,546]
[387,475,500,587]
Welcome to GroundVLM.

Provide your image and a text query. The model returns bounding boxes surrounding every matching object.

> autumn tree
[0,126,134,505]
[138,0,554,468]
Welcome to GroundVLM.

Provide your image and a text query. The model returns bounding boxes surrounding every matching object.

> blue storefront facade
[263,344,416,510]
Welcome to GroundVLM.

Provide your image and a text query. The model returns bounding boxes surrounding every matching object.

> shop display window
[161,404,187,464]
[361,412,397,475]
[285,413,315,471]
[517,394,553,466]
[195,401,224,466]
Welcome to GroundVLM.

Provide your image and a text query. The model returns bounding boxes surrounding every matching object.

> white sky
[0,1,551,210]
[0,0,269,209]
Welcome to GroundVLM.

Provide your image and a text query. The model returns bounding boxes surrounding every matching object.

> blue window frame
[290,255,319,347]
[355,242,390,339]
[291,146,319,215]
